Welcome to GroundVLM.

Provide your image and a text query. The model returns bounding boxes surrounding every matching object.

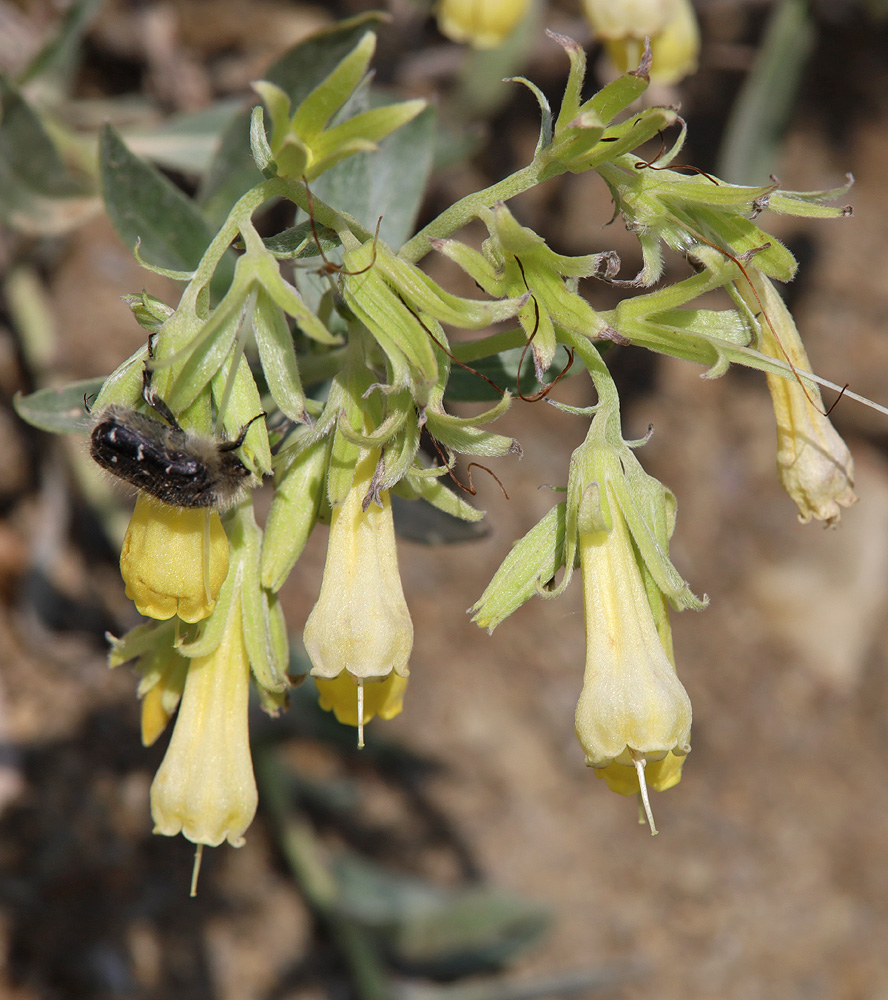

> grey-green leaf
[197,13,386,226]
[330,853,551,977]
[99,123,233,295]
[14,379,101,434]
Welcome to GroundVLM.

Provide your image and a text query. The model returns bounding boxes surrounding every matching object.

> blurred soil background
[3,1,888,998]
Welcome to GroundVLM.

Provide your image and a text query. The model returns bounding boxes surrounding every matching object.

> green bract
[252,32,426,182]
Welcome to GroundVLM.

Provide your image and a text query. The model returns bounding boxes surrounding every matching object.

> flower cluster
[19,20,857,860]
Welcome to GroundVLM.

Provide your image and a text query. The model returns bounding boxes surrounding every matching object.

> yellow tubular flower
[303,450,413,744]
[120,495,230,622]
[436,0,531,49]
[150,601,257,848]
[583,0,700,84]
[745,272,857,525]
[575,485,691,832]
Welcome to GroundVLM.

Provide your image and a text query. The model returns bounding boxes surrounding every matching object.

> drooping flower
[738,270,857,525]
[436,0,531,49]
[120,495,229,622]
[150,600,257,848]
[582,0,700,84]
[303,449,413,744]
[573,469,693,834]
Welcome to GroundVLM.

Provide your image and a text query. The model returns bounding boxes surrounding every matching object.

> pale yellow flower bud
[575,485,691,798]
[150,601,257,848]
[582,0,670,38]
[120,495,230,622]
[583,0,700,84]
[436,0,531,49]
[303,450,413,741]
[740,271,857,524]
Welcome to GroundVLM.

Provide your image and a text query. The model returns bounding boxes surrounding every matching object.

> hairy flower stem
[399,163,541,263]
[182,177,375,298]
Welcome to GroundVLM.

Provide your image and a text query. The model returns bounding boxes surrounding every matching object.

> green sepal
[379,408,422,491]
[163,298,240,412]
[275,134,311,179]
[566,404,706,615]
[326,421,362,507]
[376,246,528,329]
[121,291,175,333]
[252,287,307,423]
[655,175,778,211]
[251,81,292,156]
[108,618,179,668]
[340,263,440,393]
[678,205,797,282]
[543,110,604,175]
[110,619,190,735]
[583,108,679,170]
[134,647,188,717]
[248,105,277,177]
[550,31,586,133]
[397,471,486,524]
[290,31,376,139]
[766,176,853,217]
[254,252,340,345]
[611,456,706,611]
[93,344,151,412]
[335,406,409,449]
[310,100,427,176]
[582,60,650,127]
[238,507,289,693]
[304,373,350,442]
[261,434,330,591]
[260,31,425,181]
[470,503,567,632]
[425,410,519,459]
[211,353,273,476]
[198,14,385,224]
[432,238,503,295]
[256,685,290,716]
[178,560,241,660]
[163,255,259,412]
[507,76,553,154]
[111,620,190,723]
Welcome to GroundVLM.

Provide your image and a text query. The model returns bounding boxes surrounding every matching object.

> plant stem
[399,163,543,264]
